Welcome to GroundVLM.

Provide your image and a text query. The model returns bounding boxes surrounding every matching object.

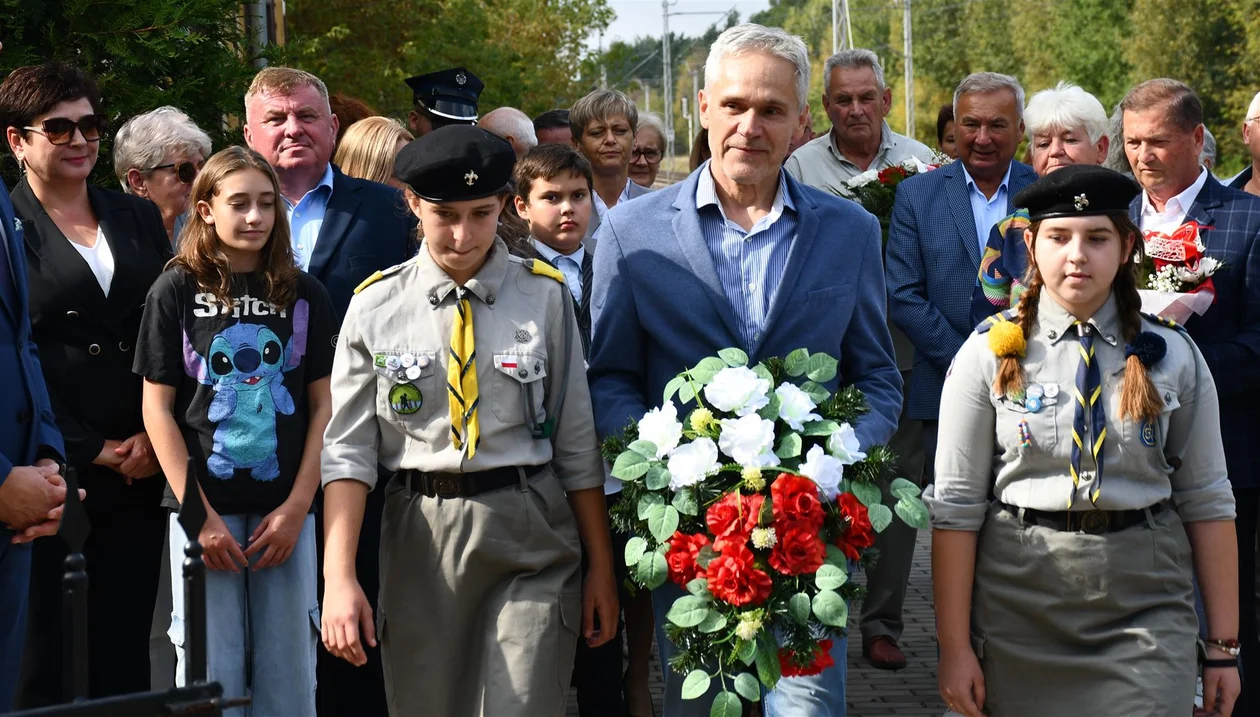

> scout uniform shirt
[926,292,1236,531]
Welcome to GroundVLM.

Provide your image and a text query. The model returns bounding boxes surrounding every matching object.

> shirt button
[747,282,756,291]
[295,212,301,218]
[1048,330,1058,339]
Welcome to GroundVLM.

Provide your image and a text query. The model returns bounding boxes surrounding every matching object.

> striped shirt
[695,163,797,349]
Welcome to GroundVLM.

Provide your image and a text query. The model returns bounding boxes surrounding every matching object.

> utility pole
[831,0,854,55]
[903,0,915,137]
[645,84,651,114]
[662,0,674,173]
[832,0,838,54]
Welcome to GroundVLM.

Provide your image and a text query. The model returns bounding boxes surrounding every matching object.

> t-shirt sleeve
[303,276,338,383]
[133,270,187,387]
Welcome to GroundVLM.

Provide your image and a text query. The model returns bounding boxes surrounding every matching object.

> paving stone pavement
[568,530,943,717]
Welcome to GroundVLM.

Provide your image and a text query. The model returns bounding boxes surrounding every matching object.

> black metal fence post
[179,455,210,686]
[57,465,90,702]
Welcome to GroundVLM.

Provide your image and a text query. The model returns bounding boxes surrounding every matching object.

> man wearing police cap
[319,125,618,716]
[405,66,483,137]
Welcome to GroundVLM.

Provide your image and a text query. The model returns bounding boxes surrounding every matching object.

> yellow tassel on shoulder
[988,321,1026,358]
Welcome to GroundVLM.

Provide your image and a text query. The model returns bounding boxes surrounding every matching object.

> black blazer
[13,179,171,505]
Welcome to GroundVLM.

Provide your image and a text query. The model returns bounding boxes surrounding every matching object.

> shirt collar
[284,163,336,208]
[1141,167,1208,219]
[532,239,585,266]
[416,236,511,307]
[828,121,895,163]
[1035,290,1122,347]
[695,160,796,216]
[961,162,1013,199]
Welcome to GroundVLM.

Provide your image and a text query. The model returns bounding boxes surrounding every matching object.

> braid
[1111,213,1164,422]
[992,221,1044,398]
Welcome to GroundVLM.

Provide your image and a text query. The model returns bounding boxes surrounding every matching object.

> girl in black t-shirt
[135,146,335,715]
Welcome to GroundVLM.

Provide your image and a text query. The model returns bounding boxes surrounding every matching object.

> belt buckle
[433,475,461,499]
[1080,510,1109,535]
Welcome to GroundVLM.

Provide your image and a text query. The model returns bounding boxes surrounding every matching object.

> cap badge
[464,170,478,186]
[1073,193,1089,211]
[456,71,467,86]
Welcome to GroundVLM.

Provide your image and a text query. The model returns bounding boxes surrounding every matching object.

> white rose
[667,438,721,490]
[638,401,683,459]
[717,415,778,468]
[1200,256,1222,276]
[800,444,844,500]
[703,366,771,417]
[849,169,880,187]
[826,422,866,465]
[775,383,821,431]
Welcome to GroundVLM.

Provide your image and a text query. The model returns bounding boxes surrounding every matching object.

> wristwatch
[1204,638,1242,656]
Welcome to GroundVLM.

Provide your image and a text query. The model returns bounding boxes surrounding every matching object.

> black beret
[1013,164,1141,222]
[394,125,514,202]
[404,67,483,122]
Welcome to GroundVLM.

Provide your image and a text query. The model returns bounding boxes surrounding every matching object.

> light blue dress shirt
[962,163,1012,256]
[285,164,335,271]
[695,162,797,350]
[533,240,586,305]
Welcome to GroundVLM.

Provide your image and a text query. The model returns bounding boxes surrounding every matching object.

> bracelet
[1203,658,1239,668]
[1204,638,1242,656]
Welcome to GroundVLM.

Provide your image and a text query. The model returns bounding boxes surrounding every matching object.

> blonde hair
[334,116,413,184]
[172,146,298,310]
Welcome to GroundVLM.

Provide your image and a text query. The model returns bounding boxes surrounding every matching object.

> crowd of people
[0,18,1259,717]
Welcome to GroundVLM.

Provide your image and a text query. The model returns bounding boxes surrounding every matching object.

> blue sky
[595,0,772,46]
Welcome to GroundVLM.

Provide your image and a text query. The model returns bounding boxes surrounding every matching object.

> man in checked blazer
[1123,78,1260,715]
[886,71,1037,472]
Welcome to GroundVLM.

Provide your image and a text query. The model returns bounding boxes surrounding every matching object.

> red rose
[768,524,826,575]
[712,533,748,554]
[665,531,710,587]
[778,639,837,677]
[877,166,907,184]
[834,493,875,560]
[706,543,773,606]
[771,474,825,531]
[706,492,765,540]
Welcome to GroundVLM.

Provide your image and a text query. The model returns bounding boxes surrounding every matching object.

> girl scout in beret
[927,165,1240,717]
[319,125,618,716]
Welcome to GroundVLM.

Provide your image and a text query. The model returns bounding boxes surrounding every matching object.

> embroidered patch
[1140,420,1156,447]
[388,383,423,414]
[514,329,531,343]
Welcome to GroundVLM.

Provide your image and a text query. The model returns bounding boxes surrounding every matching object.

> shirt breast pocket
[1121,381,1180,465]
[490,351,548,426]
[996,395,1059,453]
[373,349,438,420]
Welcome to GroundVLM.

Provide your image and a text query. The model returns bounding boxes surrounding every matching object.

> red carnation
[834,493,876,560]
[706,543,773,607]
[877,165,907,184]
[771,473,825,531]
[768,524,826,575]
[665,531,710,587]
[778,639,837,677]
[706,492,765,541]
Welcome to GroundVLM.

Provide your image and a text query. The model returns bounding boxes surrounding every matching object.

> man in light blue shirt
[963,161,1012,256]
[286,163,334,271]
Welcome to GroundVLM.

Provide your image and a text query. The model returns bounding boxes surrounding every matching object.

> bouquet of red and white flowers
[828,156,949,244]
[604,348,927,715]
[1139,220,1222,323]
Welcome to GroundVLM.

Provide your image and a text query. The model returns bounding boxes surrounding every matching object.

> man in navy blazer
[590,24,901,717]
[1122,78,1260,713]
[886,72,1037,461]
[0,176,67,711]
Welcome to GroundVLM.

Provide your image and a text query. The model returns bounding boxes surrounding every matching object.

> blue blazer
[886,160,1037,420]
[1128,176,1260,488]
[0,178,62,485]
[588,168,902,451]
[307,167,417,318]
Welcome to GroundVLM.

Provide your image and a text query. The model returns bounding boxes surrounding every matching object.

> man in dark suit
[244,66,416,717]
[0,175,66,711]
[886,71,1037,477]
[1122,78,1260,714]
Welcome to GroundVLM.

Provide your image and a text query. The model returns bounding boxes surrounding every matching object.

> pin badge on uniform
[13,217,20,234]
[406,365,422,381]
[1026,396,1044,413]
[388,383,423,414]
[418,355,431,369]
[1140,420,1157,447]
[396,369,410,383]
[1027,384,1045,400]
[1043,383,1060,399]
[401,353,416,368]
[386,355,401,371]
[514,329,531,343]
[373,353,388,368]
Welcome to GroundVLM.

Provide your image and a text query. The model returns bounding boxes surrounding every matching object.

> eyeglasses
[22,114,108,146]
[145,161,199,184]
[632,147,663,164]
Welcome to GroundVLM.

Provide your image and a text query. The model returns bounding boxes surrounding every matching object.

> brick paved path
[568,530,944,716]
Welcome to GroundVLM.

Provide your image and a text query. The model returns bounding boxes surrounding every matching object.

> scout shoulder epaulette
[975,309,1019,334]
[1140,311,1186,332]
[525,257,567,285]
[353,258,415,294]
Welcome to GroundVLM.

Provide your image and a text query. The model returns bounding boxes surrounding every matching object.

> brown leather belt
[398,464,547,499]
[1000,501,1165,535]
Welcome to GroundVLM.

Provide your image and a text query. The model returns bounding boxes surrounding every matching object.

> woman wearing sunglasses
[114,106,211,246]
[0,62,171,706]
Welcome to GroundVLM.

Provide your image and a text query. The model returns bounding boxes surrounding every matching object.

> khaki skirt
[970,502,1198,716]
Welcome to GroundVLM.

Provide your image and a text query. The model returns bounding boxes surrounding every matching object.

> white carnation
[717,414,779,468]
[637,401,683,459]
[826,422,866,465]
[703,366,771,417]
[849,169,880,187]
[800,444,845,500]
[667,438,721,490]
[775,383,822,431]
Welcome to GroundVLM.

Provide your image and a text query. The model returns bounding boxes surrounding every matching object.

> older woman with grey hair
[629,110,665,188]
[113,106,211,243]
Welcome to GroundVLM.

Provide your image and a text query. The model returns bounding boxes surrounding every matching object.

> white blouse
[69,225,114,296]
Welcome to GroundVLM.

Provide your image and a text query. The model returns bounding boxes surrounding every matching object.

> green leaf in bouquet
[636,551,668,589]
[824,544,848,567]
[868,503,893,533]
[815,563,848,590]
[612,451,651,481]
[672,487,699,516]
[775,432,802,459]
[663,375,686,404]
[645,465,671,491]
[696,545,718,569]
[849,480,882,508]
[788,592,811,625]
[718,347,750,367]
[711,691,742,717]
[686,578,711,598]
[625,536,648,567]
[811,589,848,627]
[806,353,839,383]
[751,363,774,383]
[649,505,680,543]
[889,477,922,501]
[755,636,782,690]
[895,496,931,529]
[689,357,729,384]
[637,492,664,519]
[784,348,810,377]
[628,440,658,459]
[678,382,698,405]
[697,610,727,633]
[734,673,762,702]
[756,393,781,421]
[681,670,711,700]
[736,638,757,666]
[799,380,831,403]
[802,419,840,437]
[666,595,711,628]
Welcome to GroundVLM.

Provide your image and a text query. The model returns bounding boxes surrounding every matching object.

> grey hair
[635,111,667,149]
[953,72,1026,121]
[569,89,639,138]
[1103,103,1133,177]
[705,23,810,111]
[1200,127,1216,168]
[480,107,538,151]
[823,49,886,91]
[1247,91,1260,123]
[112,106,212,193]
[1024,81,1108,144]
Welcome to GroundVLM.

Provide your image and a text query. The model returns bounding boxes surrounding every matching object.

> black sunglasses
[145,161,199,184]
[23,114,108,146]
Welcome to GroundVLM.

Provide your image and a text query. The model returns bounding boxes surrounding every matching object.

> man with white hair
[785,48,932,190]
[1229,91,1260,197]
[590,23,901,717]
[479,106,537,158]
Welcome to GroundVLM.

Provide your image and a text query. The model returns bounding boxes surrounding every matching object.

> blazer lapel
[308,168,358,279]
[756,176,815,355]
[670,183,743,344]
[0,185,20,325]
[1184,175,1223,232]
[944,164,982,268]
[91,186,145,320]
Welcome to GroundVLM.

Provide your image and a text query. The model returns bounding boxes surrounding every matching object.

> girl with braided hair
[926,164,1241,716]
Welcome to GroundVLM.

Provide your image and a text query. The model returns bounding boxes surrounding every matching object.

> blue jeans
[651,582,848,717]
[0,537,30,712]
[168,513,319,717]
